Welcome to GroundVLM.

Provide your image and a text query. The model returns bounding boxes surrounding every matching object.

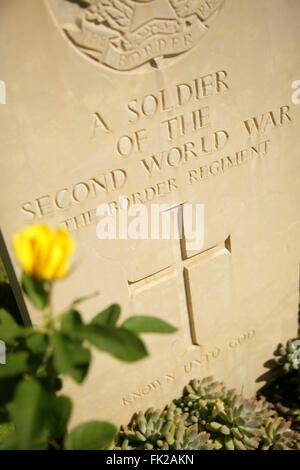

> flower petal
[13,225,75,281]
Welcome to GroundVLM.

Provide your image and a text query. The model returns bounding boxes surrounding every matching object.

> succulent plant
[290,409,300,432]
[274,339,300,373]
[175,377,275,450]
[261,417,300,450]
[174,376,230,425]
[206,394,268,450]
[182,376,228,403]
[158,423,214,450]
[114,405,214,450]
[114,376,300,451]
[115,408,165,450]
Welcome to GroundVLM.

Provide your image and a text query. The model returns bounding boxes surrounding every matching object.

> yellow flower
[13,225,75,281]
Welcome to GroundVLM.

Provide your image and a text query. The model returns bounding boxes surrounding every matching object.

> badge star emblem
[49,0,225,71]
[130,0,178,32]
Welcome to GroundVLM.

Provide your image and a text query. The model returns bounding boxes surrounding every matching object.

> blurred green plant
[0,225,177,449]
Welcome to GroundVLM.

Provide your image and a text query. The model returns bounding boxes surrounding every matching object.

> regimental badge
[48,0,225,71]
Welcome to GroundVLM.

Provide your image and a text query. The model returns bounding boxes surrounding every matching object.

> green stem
[42,282,55,332]
[49,438,61,450]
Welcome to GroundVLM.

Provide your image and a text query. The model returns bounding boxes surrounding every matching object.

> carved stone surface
[0,0,300,427]
[49,0,225,70]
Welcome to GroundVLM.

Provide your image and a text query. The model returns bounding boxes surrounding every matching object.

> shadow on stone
[255,356,278,390]
[65,0,90,7]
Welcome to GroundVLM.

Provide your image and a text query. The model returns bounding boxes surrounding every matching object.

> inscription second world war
[0,0,299,427]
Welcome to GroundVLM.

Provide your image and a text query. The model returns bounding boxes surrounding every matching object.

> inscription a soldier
[0,0,299,426]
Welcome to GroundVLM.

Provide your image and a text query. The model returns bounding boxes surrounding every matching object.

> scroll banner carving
[52,0,225,71]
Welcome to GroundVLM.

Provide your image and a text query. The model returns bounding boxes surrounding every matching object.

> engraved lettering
[243,105,292,136]
[21,202,36,220]
[92,112,111,137]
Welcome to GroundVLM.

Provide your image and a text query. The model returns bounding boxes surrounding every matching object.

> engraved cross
[128,204,231,346]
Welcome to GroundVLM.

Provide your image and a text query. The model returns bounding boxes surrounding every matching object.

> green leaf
[48,396,72,440]
[71,292,100,307]
[121,316,177,334]
[64,421,117,450]
[0,308,25,344]
[25,332,48,354]
[0,432,21,450]
[51,331,91,383]
[0,432,48,450]
[0,352,29,379]
[22,272,49,310]
[8,378,53,449]
[0,378,20,407]
[74,324,148,362]
[91,304,121,327]
[60,310,83,334]
[0,422,14,444]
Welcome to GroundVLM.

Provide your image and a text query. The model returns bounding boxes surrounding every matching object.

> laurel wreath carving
[62,0,223,69]
[170,0,200,18]
[77,0,204,35]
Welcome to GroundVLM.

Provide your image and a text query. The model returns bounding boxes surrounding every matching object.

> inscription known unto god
[1,0,299,426]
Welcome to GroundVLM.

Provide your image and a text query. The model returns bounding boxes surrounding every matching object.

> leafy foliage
[0,422,14,444]
[83,0,134,32]
[21,272,50,310]
[64,421,117,450]
[122,316,177,334]
[0,305,176,450]
[0,224,177,450]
